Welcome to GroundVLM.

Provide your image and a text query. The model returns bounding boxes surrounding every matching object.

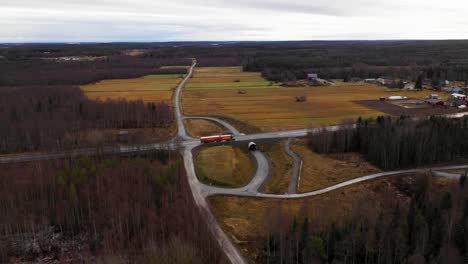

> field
[194,146,253,187]
[291,140,381,193]
[182,67,444,131]
[184,119,225,137]
[261,142,293,194]
[81,73,184,104]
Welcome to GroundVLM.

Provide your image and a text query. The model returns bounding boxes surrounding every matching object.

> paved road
[284,139,302,194]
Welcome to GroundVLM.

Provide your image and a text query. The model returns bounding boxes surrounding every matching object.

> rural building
[307,73,318,81]
[452,93,467,99]
[377,77,394,86]
[446,87,466,94]
[117,130,129,142]
[425,98,444,106]
[365,78,376,83]
[404,83,415,90]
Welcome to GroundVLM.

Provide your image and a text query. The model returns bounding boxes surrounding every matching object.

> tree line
[308,116,468,170]
[259,173,468,263]
[0,154,226,263]
[0,86,173,153]
[0,55,190,86]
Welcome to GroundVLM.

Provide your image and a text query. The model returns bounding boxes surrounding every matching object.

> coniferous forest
[308,116,468,170]
[259,173,468,264]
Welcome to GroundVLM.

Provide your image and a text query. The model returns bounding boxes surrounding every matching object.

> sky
[1,0,467,42]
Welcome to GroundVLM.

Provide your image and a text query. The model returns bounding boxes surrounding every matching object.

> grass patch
[184,119,225,138]
[261,142,293,194]
[195,146,253,188]
[292,139,381,193]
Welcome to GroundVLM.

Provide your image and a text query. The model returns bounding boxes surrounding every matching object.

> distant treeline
[0,56,190,86]
[308,116,468,170]
[260,173,468,263]
[141,40,468,83]
[0,86,173,153]
[0,156,226,263]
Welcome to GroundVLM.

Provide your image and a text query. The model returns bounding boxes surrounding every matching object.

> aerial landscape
[2,0,468,263]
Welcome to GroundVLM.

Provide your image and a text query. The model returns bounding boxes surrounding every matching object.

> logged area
[182,66,440,131]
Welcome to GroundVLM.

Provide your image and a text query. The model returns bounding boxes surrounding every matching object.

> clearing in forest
[182,66,440,131]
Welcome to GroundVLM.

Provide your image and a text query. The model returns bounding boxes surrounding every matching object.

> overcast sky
[1,0,467,42]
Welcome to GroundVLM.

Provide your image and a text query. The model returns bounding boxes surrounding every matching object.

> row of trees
[308,116,468,170]
[259,173,468,263]
[0,55,190,86]
[0,154,226,263]
[0,86,173,153]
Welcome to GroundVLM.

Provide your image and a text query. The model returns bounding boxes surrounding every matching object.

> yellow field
[81,74,183,104]
[182,67,439,131]
[184,119,225,137]
[291,140,381,193]
[195,146,253,188]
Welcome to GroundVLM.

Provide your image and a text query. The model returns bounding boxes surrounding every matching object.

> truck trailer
[200,134,234,143]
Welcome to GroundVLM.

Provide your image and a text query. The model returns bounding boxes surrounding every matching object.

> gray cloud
[0,0,467,42]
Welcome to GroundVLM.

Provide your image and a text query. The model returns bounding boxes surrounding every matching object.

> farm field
[195,146,253,188]
[184,119,225,137]
[182,67,443,131]
[81,73,184,104]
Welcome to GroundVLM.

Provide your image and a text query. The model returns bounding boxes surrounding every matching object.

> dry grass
[261,142,293,194]
[195,146,253,188]
[81,74,183,104]
[184,119,225,138]
[208,174,454,260]
[183,67,441,131]
[292,139,381,193]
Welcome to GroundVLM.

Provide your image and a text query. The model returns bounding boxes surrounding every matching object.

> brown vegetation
[0,86,173,153]
[0,154,226,263]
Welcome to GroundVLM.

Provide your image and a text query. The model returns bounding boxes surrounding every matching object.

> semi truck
[199,134,234,143]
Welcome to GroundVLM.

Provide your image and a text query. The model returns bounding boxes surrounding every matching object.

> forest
[0,86,173,153]
[0,153,226,263]
[308,116,468,170]
[0,55,189,86]
[142,40,468,83]
[258,173,468,263]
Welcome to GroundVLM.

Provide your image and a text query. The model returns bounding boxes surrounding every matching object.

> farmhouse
[307,73,318,81]
[446,87,466,94]
[425,98,444,106]
[404,83,415,90]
